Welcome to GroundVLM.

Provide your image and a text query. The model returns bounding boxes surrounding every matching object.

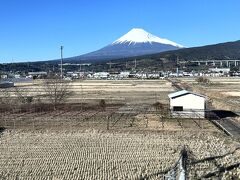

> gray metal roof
[168,90,206,99]
[168,90,189,98]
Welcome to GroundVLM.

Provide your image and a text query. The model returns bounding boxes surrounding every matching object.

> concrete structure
[0,74,8,79]
[209,68,230,73]
[191,60,240,67]
[168,90,206,118]
[119,71,130,78]
[208,68,231,77]
[93,72,109,79]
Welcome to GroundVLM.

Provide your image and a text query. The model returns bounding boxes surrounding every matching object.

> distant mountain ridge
[147,40,240,61]
[2,39,240,73]
[65,28,183,62]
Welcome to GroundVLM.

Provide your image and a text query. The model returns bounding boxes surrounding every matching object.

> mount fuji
[67,28,184,62]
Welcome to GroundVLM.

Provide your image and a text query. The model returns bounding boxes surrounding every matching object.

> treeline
[1,40,240,73]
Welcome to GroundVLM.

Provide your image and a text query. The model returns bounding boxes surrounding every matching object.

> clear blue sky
[1,0,240,63]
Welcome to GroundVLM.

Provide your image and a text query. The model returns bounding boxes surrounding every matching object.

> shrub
[99,99,106,111]
[196,77,210,85]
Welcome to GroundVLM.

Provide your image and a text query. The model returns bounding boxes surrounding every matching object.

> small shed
[168,90,206,118]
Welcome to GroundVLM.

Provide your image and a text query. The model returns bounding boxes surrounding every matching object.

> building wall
[170,94,205,110]
[170,111,205,118]
[170,94,206,118]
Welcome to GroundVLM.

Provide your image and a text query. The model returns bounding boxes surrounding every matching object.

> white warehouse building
[168,90,207,118]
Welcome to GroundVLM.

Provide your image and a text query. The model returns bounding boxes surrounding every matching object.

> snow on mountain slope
[113,28,184,47]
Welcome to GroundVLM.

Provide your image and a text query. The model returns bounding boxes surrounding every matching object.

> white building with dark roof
[168,90,206,118]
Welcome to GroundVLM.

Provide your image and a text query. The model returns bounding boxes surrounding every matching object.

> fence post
[107,116,110,130]
[4,110,7,126]
[164,147,188,180]
[179,147,187,180]
[13,119,15,131]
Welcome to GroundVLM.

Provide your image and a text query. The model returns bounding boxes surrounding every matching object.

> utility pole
[109,61,112,69]
[79,64,82,79]
[81,84,83,111]
[134,59,137,69]
[176,56,179,77]
[107,61,116,71]
[60,46,64,79]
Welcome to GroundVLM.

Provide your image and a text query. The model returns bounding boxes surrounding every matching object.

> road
[212,118,240,139]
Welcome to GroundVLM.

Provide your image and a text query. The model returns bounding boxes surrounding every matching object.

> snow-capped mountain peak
[71,28,184,61]
[112,28,184,48]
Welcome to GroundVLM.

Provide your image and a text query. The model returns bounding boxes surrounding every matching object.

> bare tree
[153,102,168,128]
[99,99,109,130]
[0,88,18,119]
[14,87,33,104]
[43,78,72,110]
[0,88,8,103]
